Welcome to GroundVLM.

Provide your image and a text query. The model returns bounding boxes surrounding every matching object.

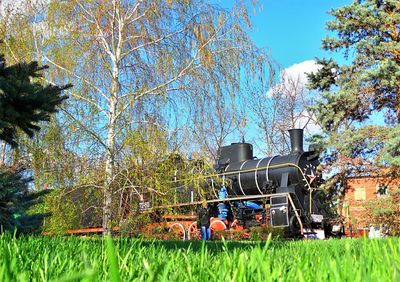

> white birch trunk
[103,65,119,236]
[103,1,122,235]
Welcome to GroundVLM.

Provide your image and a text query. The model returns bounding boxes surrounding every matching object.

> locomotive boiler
[215,129,324,235]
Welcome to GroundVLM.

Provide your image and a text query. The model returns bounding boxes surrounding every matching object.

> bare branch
[75,0,114,61]
[60,108,107,149]
[124,0,145,22]
[40,55,110,103]
[40,76,107,116]
[120,27,187,59]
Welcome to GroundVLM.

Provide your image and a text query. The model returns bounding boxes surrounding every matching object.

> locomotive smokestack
[288,128,303,154]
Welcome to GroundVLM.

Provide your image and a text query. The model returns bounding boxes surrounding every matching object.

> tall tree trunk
[103,67,119,236]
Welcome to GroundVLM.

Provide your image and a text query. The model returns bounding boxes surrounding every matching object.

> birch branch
[121,27,186,59]
[60,108,107,149]
[40,76,107,116]
[113,30,218,123]
[40,55,110,103]
[124,0,144,22]
[76,0,114,61]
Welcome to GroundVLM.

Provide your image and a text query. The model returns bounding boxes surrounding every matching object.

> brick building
[340,176,400,228]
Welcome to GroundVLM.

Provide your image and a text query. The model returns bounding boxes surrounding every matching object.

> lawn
[0,234,399,281]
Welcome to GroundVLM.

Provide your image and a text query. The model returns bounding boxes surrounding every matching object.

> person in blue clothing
[198,200,211,240]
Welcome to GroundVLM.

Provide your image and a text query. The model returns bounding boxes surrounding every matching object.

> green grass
[0,233,399,281]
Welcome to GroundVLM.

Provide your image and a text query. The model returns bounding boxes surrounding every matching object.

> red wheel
[210,219,227,240]
[210,219,227,232]
[168,223,186,240]
[187,222,201,240]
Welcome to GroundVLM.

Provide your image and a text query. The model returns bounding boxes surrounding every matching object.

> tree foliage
[365,188,400,236]
[0,54,70,147]
[0,52,69,232]
[249,62,317,155]
[41,125,216,233]
[0,165,49,233]
[307,0,400,197]
[42,185,103,234]
[309,0,400,126]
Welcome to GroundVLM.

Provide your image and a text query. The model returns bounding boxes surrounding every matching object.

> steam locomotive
[139,128,328,239]
[213,128,325,236]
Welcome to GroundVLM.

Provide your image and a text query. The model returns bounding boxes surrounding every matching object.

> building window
[376,183,388,197]
[354,187,366,200]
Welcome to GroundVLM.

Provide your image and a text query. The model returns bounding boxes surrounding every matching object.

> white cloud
[267,60,321,96]
[282,60,321,86]
[266,60,322,135]
[294,110,321,135]
[288,60,322,135]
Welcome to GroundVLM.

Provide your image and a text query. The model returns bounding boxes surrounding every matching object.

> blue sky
[219,0,356,153]
[249,0,351,68]
[238,0,385,151]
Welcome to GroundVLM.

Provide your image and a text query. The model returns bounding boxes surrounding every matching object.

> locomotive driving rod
[144,192,304,235]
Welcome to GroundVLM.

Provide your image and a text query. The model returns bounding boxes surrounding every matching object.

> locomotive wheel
[168,223,186,241]
[210,219,227,232]
[210,219,227,240]
[187,222,201,240]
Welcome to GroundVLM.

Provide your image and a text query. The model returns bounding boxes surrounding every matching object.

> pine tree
[0,53,70,232]
[0,166,50,233]
[307,0,400,187]
[0,54,70,147]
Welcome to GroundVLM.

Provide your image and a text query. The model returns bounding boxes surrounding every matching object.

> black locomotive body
[216,129,324,236]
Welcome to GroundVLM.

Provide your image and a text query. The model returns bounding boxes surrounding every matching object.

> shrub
[119,213,152,237]
[42,190,82,234]
[41,186,102,234]
[250,226,285,240]
[213,230,250,240]
[364,188,400,236]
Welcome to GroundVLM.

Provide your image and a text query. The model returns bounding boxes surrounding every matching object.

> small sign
[332,225,342,232]
[139,201,150,210]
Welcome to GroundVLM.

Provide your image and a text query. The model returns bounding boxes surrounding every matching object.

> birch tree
[189,90,239,161]
[2,0,268,235]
